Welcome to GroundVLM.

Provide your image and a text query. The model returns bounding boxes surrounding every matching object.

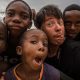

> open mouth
[33,56,43,67]
[35,57,42,63]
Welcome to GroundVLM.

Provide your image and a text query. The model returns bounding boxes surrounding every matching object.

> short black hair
[63,4,80,18]
[5,0,32,20]
[34,4,62,29]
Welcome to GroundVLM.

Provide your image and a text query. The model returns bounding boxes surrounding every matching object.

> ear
[28,21,32,29]
[16,46,22,55]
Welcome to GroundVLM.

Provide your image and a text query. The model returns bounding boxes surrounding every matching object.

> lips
[54,34,64,38]
[8,24,22,30]
[10,26,21,30]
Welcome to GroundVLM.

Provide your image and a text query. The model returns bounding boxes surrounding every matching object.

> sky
[0,0,79,20]
[0,0,80,12]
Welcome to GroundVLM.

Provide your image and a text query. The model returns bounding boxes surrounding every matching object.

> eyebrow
[28,35,39,38]
[30,35,48,40]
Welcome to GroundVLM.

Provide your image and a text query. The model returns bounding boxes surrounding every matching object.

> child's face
[0,25,6,54]
[17,29,48,70]
[64,10,80,39]
[4,1,31,38]
[41,16,65,46]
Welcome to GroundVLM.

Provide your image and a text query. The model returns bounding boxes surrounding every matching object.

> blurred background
[0,0,80,22]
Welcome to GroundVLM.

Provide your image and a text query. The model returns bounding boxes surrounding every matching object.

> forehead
[25,30,47,39]
[44,16,63,22]
[7,1,29,13]
[65,10,80,17]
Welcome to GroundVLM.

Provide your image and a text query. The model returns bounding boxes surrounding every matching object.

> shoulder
[44,63,60,74]
[43,63,60,80]
[3,67,16,80]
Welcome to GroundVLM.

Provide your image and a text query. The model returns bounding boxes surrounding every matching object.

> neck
[16,63,41,80]
[48,43,60,58]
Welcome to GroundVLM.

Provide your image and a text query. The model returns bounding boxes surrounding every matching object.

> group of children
[0,0,61,80]
[0,0,80,80]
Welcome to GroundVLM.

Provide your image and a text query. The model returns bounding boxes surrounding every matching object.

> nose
[12,14,21,23]
[38,42,45,52]
[71,24,75,30]
[55,23,62,32]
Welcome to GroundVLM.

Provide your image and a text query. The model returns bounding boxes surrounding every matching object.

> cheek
[46,30,54,39]
[4,16,10,23]
[44,49,48,58]
[61,26,65,35]
[43,29,54,42]
[22,47,35,64]
[4,18,12,28]
[23,20,31,27]
[44,27,53,36]
[76,27,80,32]
[22,44,35,57]
[61,25,65,31]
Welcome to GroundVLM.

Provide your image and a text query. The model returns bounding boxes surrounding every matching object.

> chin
[31,65,42,71]
[32,63,42,71]
[54,42,63,46]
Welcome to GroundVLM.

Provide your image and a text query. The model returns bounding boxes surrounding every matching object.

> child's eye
[30,40,37,44]
[7,12,14,17]
[47,22,53,27]
[21,14,29,20]
[64,21,72,27]
[58,21,64,26]
[43,41,48,47]
[46,21,55,27]
[76,21,80,27]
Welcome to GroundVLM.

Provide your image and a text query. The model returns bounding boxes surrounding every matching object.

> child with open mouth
[2,29,60,80]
